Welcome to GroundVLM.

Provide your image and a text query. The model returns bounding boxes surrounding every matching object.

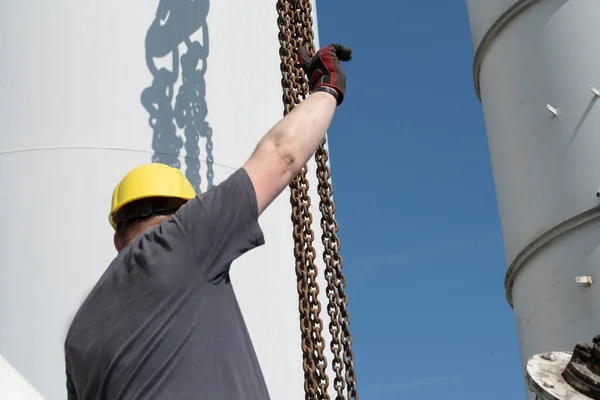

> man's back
[65,169,270,400]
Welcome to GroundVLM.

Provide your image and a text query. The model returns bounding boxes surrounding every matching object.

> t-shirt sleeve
[173,167,265,283]
[65,361,78,400]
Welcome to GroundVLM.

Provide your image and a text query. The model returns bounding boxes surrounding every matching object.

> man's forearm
[242,90,338,214]
[242,43,350,215]
[259,91,337,175]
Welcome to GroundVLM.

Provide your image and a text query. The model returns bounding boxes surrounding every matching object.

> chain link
[276,1,358,399]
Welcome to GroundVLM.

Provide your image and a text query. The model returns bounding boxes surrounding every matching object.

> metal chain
[276,0,358,399]
[294,1,358,398]
[276,2,328,399]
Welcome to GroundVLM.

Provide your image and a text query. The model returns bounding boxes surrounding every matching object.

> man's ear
[113,232,122,252]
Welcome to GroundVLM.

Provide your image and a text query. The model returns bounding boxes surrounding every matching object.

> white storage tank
[0,0,337,398]
[0,355,46,400]
[465,0,600,398]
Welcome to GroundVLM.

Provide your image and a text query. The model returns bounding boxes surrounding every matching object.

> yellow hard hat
[109,163,196,230]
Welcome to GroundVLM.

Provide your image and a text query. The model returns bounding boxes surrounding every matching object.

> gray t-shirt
[65,168,270,400]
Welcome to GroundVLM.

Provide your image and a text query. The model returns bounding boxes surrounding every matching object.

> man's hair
[115,197,186,245]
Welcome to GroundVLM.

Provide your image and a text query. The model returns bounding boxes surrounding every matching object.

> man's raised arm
[243,44,352,215]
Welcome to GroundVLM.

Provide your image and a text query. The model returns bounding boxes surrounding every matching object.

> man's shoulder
[68,218,208,340]
[65,256,121,342]
[65,242,200,353]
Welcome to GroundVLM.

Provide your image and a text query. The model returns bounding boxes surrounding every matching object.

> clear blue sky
[316,1,526,398]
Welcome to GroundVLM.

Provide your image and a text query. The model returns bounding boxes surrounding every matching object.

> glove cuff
[313,85,343,105]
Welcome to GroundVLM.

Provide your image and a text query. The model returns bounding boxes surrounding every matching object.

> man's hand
[298,44,352,105]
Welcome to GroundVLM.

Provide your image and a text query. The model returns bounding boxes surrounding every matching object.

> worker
[63,43,352,400]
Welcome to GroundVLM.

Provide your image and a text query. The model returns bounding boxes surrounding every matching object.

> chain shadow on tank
[141,0,214,193]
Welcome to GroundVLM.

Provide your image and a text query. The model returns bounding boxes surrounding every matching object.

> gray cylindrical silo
[465,0,600,398]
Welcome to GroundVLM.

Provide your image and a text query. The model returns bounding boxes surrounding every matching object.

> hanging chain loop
[276,1,358,399]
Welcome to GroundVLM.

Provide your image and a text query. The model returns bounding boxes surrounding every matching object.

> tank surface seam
[0,146,231,169]
[505,205,600,307]
[472,0,543,100]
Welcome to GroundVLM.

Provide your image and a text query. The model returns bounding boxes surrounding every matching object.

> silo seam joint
[472,0,544,101]
[505,205,600,308]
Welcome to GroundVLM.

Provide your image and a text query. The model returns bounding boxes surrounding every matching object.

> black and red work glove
[298,44,352,106]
